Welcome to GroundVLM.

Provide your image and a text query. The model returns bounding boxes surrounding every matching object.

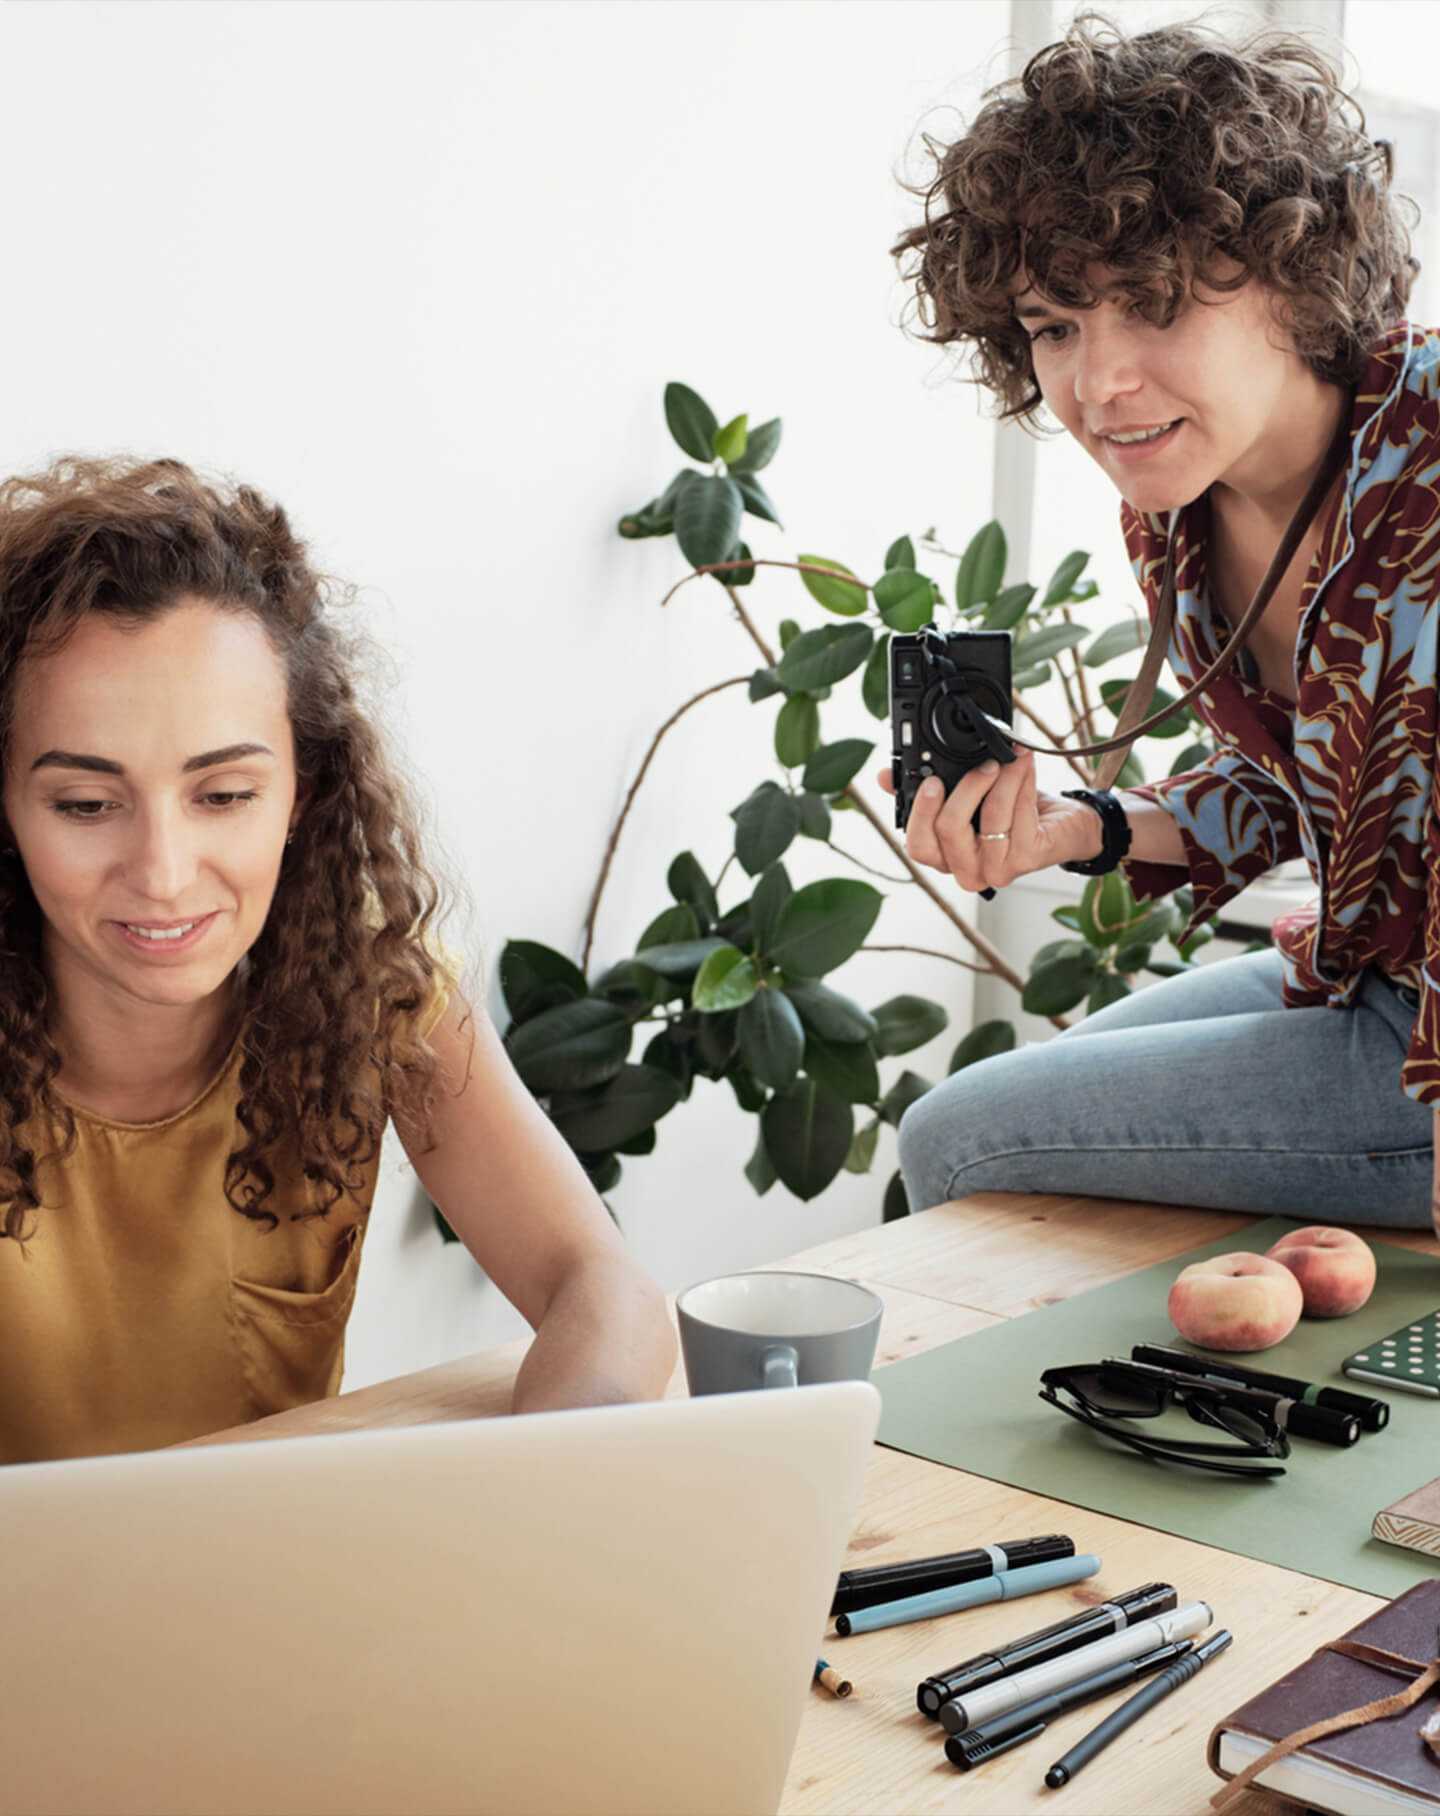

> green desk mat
[874,1217,1440,1597]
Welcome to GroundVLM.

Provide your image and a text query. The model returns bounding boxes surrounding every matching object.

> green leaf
[797,792,832,840]
[1114,752,1147,787]
[955,520,1006,611]
[633,937,728,980]
[948,1020,1016,1073]
[694,1009,739,1076]
[802,739,874,795]
[590,959,669,1015]
[775,695,821,768]
[1178,920,1216,961]
[499,939,589,1026]
[643,1027,694,1100]
[884,535,916,571]
[878,1070,931,1128]
[862,634,891,721]
[712,411,748,464]
[730,416,781,474]
[1032,937,1090,968]
[748,666,784,702]
[739,987,806,1091]
[777,622,874,692]
[1099,676,1190,737]
[980,582,1036,631]
[1083,617,1148,667]
[1012,662,1052,690]
[1051,905,1085,931]
[432,1201,460,1243]
[797,554,868,618]
[733,472,782,527]
[550,1063,682,1150]
[714,897,753,951]
[1124,903,1181,947]
[778,618,801,651]
[674,474,744,572]
[844,1118,880,1175]
[637,902,699,950]
[664,381,719,463]
[803,1032,880,1104]
[731,783,801,875]
[761,1078,854,1201]
[1086,973,1131,1015]
[744,1126,777,1196]
[870,994,949,1057]
[1021,951,1100,1015]
[667,851,719,929]
[1168,739,1212,778]
[1040,549,1091,608]
[750,863,793,956]
[873,568,934,633]
[581,1152,622,1195]
[1077,870,1144,948]
[692,945,758,1012]
[769,878,883,980]
[1113,942,1152,974]
[1145,959,1197,978]
[784,981,877,1044]
[882,1168,911,1221]
[729,1065,768,1113]
[1013,622,1088,667]
[505,997,631,1093]
[722,540,756,587]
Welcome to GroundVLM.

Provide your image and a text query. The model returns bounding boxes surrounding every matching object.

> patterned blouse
[1116,320,1440,1104]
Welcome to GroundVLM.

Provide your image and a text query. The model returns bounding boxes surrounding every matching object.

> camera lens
[923,672,1009,759]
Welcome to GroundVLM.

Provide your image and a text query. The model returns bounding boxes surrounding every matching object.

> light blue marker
[833,1553,1100,1635]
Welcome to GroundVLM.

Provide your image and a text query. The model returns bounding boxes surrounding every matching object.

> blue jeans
[896,948,1434,1227]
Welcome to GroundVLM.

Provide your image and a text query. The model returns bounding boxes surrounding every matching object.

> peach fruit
[1265,1225,1377,1319]
[1167,1252,1304,1353]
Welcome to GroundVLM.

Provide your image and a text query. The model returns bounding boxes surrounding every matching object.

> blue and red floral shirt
[1117,320,1440,1102]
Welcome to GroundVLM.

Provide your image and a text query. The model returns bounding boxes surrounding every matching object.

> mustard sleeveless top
[0,958,455,1465]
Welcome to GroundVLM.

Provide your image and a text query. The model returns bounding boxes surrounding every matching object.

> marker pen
[944,1641,1194,1770]
[832,1534,1075,1617]
[834,1554,1100,1638]
[938,1601,1212,1735]
[917,1583,1177,1717]
[1130,1343,1388,1433]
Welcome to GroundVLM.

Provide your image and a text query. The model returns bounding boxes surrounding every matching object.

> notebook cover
[1206,1580,1440,1806]
[1375,1477,1440,1561]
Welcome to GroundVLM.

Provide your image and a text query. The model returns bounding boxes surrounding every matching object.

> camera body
[889,627,1014,831]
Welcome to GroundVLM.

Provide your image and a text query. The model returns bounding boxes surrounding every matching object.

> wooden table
[184,1191,1440,1815]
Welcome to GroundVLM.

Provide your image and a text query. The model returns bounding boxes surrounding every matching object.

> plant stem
[825,839,915,885]
[860,943,992,975]
[580,675,751,972]
[1060,605,1101,784]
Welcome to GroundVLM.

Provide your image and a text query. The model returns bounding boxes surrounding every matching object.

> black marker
[1114,1356,1360,1446]
[1043,1629,1233,1788]
[917,1582,1176,1718]
[944,1641,1194,1770]
[832,1534,1074,1618]
[1131,1343,1388,1433]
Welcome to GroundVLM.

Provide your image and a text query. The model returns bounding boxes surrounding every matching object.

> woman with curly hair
[885,12,1440,1231]
[0,455,675,1464]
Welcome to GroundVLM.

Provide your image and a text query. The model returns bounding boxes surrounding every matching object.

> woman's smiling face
[1013,258,1318,516]
[1,597,300,1005]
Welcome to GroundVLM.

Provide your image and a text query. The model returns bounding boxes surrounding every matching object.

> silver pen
[938,1600,1213,1734]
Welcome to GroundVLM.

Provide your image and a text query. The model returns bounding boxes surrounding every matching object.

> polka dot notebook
[1344,1313,1440,1397]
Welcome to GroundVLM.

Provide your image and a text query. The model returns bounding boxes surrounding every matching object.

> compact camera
[888,626,1016,833]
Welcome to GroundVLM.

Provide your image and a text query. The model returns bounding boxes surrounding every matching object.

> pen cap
[945,1720,1046,1771]
[1282,1400,1360,1445]
[1113,1583,1178,1623]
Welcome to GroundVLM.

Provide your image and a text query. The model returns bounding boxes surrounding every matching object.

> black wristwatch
[1057,788,1133,876]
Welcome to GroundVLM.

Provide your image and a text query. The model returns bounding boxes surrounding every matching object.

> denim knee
[898,1069,989,1212]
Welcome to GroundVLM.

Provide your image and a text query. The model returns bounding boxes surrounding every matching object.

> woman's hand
[875,748,1104,894]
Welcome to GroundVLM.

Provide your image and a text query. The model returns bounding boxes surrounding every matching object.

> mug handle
[762,1344,799,1389]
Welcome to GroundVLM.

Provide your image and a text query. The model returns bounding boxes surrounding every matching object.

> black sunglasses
[1039,1360,1289,1479]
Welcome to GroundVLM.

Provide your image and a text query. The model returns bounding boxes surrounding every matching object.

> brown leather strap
[1008,393,1356,789]
[1208,1640,1440,1812]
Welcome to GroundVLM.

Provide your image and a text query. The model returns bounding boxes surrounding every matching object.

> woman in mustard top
[0,454,675,1464]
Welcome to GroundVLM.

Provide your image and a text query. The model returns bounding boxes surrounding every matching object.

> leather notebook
[1207,1580,1440,1814]
[1375,1477,1440,1562]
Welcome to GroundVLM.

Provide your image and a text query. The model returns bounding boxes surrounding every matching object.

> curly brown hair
[0,453,479,1251]
[891,8,1421,427]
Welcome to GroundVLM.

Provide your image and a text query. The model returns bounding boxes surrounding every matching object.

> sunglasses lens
[1082,1365,1164,1417]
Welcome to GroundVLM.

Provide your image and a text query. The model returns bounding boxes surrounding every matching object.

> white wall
[0,0,1016,1381]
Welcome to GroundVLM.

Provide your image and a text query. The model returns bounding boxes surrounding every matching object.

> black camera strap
[977,392,1356,789]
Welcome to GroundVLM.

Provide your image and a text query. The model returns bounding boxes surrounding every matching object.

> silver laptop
[2,1380,879,1816]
